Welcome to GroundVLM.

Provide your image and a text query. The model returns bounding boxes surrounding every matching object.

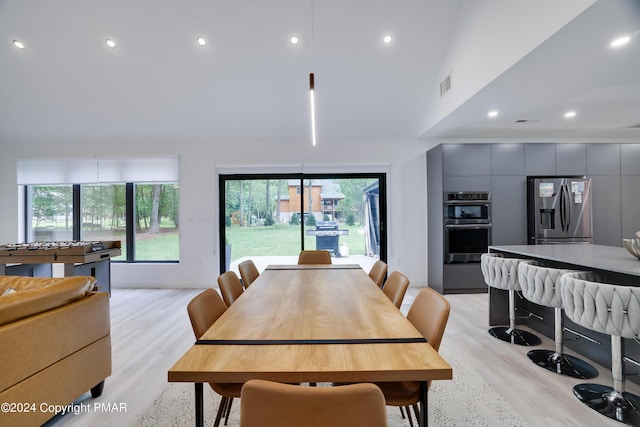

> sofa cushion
[0,276,96,326]
[1,287,16,296]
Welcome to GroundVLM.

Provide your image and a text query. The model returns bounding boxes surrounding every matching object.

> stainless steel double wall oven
[443,192,492,263]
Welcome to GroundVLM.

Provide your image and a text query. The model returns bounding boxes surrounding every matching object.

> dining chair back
[368,260,388,288]
[240,379,388,427]
[217,271,245,306]
[238,259,260,288]
[297,250,332,265]
[381,271,410,309]
[375,287,451,425]
[187,289,241,427]
[187,289,227,339]
[407,287,450,352]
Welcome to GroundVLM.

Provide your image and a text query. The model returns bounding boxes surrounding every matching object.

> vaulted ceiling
[1,0,638,143]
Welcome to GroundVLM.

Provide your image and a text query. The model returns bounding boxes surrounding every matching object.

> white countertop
[489,244,640,277]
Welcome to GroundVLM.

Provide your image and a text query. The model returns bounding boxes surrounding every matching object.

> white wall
[0,137,429,288]
[420,0,597,135]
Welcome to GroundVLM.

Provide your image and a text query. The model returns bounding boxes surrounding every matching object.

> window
[219,173,386,272]
[28,185,74,242]
[81,184,126,261]
[19,157,180,263]
[25,183,179,262]
[133,183,180,261]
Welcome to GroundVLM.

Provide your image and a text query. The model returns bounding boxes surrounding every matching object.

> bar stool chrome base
[573,384,640,425]
[527,350,598,379]
[489,326,541,346]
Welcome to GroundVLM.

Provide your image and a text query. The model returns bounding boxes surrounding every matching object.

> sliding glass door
[219,173,386,273]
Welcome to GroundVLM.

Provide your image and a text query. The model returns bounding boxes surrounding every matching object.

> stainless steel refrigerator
[527,177,592,245]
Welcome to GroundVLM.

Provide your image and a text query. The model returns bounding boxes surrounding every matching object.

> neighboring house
[278,180,344,223]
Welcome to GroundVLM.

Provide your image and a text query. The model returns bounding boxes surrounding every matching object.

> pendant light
[309,0,317,146]
[310,73,316,146]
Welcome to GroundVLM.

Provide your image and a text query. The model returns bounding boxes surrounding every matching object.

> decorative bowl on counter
[623,239,640,260]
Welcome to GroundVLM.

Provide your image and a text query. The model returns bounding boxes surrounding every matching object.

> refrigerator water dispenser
[540,208,555,230]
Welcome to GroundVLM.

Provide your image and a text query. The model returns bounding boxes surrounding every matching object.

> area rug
[135,346,526,426]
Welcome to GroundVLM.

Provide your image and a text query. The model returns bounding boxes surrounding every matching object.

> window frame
[218,172,387,272]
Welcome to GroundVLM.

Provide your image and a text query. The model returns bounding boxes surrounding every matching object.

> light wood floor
[45,287,639,427]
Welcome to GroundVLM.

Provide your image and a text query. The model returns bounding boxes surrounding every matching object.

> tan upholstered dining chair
[240,379,388,427]
[381,271,410,309]
[297,250,332,265]
[368,260,388,288]
[238,259,260,288]
[217,271,244,306]
[187,289,241,427]
[376,287,450,425]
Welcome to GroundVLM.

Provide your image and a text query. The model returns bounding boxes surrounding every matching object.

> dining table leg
[195,382,204,427]
[419,381,428,427]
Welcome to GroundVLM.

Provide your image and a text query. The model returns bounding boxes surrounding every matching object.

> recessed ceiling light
[105,38,117,49]
[564,111,577,119]
[12,39,25,50]
[610,35,631,48]
[382,34,392,44]
[487,110,499,118]
[196,36,207,47]
[289,35,300,45]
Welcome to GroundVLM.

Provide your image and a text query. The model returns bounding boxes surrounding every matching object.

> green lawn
[226,224,366,262]
[31,222,365,263]
[37,227,180,261]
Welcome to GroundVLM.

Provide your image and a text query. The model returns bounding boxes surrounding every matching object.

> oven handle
[444,223,492,229]
[444,201,491,206]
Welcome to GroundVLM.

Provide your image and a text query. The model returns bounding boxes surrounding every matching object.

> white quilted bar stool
[561,272,640,425]
[517,263,598,379]
[481,253,541,346]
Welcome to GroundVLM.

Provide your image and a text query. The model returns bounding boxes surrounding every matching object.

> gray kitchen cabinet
[443,144,491,176]
[621,144,640,175]
[427,142,633,295]
[525,144,556,175]
[427,191,444,294]
[556,143,586,176]
[590,175,622,246]
[428,144,490,294]
[426,145,443,194]
[621,175,640,239]
[491,176,527,245]
[443,264,487,293]
[587,144,621,175]
[491,144,525,175]
[443,175,492,192]
[587,144,622,247]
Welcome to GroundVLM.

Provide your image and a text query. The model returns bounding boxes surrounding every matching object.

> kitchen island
[487,244,640,381]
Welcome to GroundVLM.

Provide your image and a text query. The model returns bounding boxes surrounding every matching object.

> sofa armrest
[0,291,110,393]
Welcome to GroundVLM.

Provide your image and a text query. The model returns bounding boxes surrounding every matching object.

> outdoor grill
[305,221,349,256]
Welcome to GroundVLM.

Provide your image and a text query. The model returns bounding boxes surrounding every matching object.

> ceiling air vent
[439,74,451,97]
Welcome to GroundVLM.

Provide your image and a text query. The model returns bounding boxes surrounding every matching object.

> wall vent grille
[439,74,451,97]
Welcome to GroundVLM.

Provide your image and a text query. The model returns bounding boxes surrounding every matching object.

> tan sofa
[0,276,111,426]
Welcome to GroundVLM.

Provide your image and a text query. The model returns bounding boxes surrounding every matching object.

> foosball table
[0,241,121,294]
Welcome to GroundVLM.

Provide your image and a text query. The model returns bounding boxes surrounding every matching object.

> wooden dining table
[168,264,452,427]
